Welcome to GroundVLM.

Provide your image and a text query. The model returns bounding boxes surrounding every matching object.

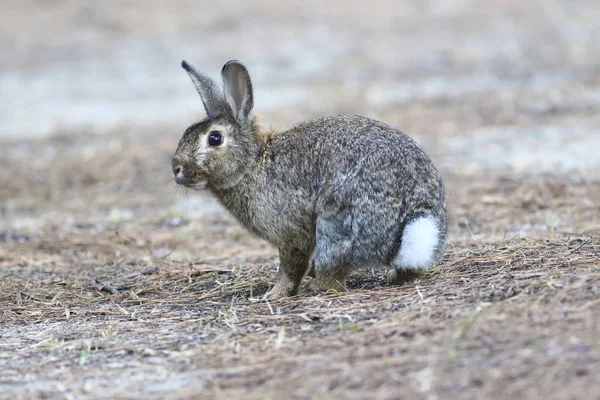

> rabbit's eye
[207,131,223,147]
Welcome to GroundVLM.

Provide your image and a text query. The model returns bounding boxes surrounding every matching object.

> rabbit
[172,60,447,299]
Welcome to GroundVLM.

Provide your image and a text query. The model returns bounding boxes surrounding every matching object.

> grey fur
[172,60,447,299]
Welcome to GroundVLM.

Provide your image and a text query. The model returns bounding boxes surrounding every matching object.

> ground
[1,1,600,399]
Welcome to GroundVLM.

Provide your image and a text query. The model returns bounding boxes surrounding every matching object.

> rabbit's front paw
[263,283,297,300]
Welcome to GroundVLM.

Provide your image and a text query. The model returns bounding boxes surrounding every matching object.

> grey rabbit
[172,60,447,299]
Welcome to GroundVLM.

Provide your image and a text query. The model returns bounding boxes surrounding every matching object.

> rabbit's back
[271,115,443,206]
[249,115,446,259]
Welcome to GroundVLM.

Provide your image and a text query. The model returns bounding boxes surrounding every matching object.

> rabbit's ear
[181,60,226,117]
[221,60,254,125]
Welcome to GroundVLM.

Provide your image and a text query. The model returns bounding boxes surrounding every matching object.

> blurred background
[1,0,599,242]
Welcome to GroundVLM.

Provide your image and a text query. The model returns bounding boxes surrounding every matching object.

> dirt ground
[1,1,600,399]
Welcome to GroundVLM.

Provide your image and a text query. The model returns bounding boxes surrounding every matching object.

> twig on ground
[107,266,159,284]
[100,284,119,294]
[512,273,548,280]
[99,266,159,294]
[568,239,591,255]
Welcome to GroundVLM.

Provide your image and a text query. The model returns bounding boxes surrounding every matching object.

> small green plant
[275,327,286,349]
[45,338,62,352]
[452,306,482,341]
[548,214,558,236]
[99,327,116,339]
[79,342,92,365]
[218,297,239,331]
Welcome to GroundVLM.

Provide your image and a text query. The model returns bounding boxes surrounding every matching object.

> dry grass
[1,157,599,398]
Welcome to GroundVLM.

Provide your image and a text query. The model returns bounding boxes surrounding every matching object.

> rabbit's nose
[172,165,183,178]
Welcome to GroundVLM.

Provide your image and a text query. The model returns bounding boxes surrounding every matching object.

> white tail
[393,215,440,270]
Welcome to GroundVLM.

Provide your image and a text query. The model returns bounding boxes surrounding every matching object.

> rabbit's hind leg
[310,213,358,292]
[312,258,350,293]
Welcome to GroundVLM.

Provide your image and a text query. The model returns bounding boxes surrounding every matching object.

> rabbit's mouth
[183,182,208,190]
[173,177,208,190]
[172,161,209,190]
[188,181,208,190]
